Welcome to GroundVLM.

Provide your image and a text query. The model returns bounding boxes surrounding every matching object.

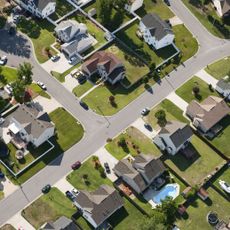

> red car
[71,161,81,170]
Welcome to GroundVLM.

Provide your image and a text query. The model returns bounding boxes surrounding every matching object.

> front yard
[72,81,94,98]
[176,76,219,103]
[105,126,161,160]
[28,83,51,99]
[22,187,76,229]
[0,66,17,87]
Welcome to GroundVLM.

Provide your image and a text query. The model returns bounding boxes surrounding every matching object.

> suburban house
[81,51,126,85]
[16,0,56,18]
[124,0,143,13]
[74,185,124,229]
[8,104,55,149]
[139,13,175,50]
[186,96,230,133]
[153,121,193,155]
[41,216,78,230]
[212,0,230,17]
[55,20,95,59]
[215,76,230,99]
[113,154,165,194]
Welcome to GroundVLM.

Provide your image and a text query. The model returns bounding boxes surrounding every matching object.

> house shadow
[108,206,129,228]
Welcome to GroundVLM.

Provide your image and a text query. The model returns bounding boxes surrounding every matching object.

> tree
[155,109,166,126]
[118,137,126,147]
[0,66,2,76]
[192,86,200,95]
[17,62,33,85]
[97,0,113,24]
[11,80,26,103]
[114,0,128,9]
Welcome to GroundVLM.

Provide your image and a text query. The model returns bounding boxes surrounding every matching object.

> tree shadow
[145,83,153,94]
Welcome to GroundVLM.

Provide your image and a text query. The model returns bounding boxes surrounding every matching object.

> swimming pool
[152,183,179,205]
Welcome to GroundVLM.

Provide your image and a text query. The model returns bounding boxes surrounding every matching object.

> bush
[118,137,126,147]
[192,86,200,95]
[98,165,106,178]
[155,109,167,127]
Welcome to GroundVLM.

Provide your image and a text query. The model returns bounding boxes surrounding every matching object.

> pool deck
[143,183,180,209]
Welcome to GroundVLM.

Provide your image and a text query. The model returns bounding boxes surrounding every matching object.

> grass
[72,81,94,98]
[105,126,161,160]
[164,135,225,186]
[17,17,56,63]
[0,224,16,230]
[205,57,230,80]
[67,156,113,191]
[176,76,219,103]
[51,71,65,83]
[136,0,174,19]
[0,190,4,200]
[28,83,51,99]
[22,187,76,229]
[176,187,230,230]
[0,66,17,87]
[144,99,189,130]
[181,0,230,39]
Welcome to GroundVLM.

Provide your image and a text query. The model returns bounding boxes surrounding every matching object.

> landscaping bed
[72,81,93,98]
[105,126,161,160]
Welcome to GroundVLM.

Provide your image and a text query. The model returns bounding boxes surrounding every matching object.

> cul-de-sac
[0,0,229,229]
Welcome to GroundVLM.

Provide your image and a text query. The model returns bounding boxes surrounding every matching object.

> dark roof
[219,0,230,15]
[159,121,193,148]
[74,185,124,227]
[216,76,230,90]
[141,13,173,40]
[107,66,125,81]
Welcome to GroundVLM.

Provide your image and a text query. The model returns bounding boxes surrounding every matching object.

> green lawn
[0,224,16,230]
[176,76,219,103]
[144,99,189,130]
[176,187,230,230]
[136,0,174,19]
[22,187,76,229]
[205,57,230,80]
[66,156,113,191]
[182,0,230,39]
[28,83,51,99]
[105,126,161,160]
[17,17,56,63]
[0,190,4,201]
[72,81,94,98]
[165,135,225,186]
[0,66,17,87]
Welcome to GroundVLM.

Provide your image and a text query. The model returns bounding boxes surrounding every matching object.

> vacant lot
[105,126,161,160]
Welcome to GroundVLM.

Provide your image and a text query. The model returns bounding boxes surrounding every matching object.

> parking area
[62,74,79,92]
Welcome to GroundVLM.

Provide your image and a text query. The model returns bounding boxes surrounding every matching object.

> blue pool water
[152,184,178,204]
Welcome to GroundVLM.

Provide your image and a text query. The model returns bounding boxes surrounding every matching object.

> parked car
[164,0,170,6]
[77,75,86,84]
[68,56,77,65]
[0,172,5,179]
[0,56,7,65]
[79,101,89,110]
[72,188,80,196]
[0,117,5,125]
[42,184,51,193]
[4,84,13,95]
[219,180,230,193]
[36,81,47,90]
[9,26,16,35]
[71,161,81,170]
[144,123,152,131]
[51,55,60,62]
[104,162,110,174]
[65,190,75,201]
[13,15,20,24]
[141,107,150,116]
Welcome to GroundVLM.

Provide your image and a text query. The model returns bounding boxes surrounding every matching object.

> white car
[71,188,80,196]
[36,81,46,90]
[219,180,230,193]
[4,84,13,95]
[51,55,60,62]
[0,117,5,125]
[68,56,77,65]
[141,107,150,116]
[0,56,7,65]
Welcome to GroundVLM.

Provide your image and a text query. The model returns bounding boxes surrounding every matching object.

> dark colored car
[144,123,152,131]
[65,190,75,201]
[164,0,170,6]
[104,162,110,174]
[71,161,81,170]
[77,76,86,84]
[79,101,89,110]
[0,172,5,179]
[42,184,51,193]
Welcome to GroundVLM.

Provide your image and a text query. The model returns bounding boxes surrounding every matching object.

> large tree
[11,80,26,103]
[97,0,113,24]
[17,62,33,85]
[114,0,128,9]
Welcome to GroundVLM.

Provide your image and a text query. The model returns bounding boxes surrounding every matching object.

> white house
[153,121,193,155]
[215,76,230,99]
[125,0,143,13]
[74,185,124,229]
[212,0,230,17]
[17,0,56,18]
[8,104,55,148]
[139,13,174,50]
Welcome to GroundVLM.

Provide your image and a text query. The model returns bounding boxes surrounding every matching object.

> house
[124,0,143,13]
[74,185,124,229]
[81,51,126,85]
[8,104,55,148]
[113,154,165,194]
[186,96,230,133]
[212,0,230,17]
[153,121,193,155]
[41,216,78,230]
[214,220,230,230]
[55,20,95,59]
[17,0,56,18]
[215,76,230,99]
[139,13,174,50]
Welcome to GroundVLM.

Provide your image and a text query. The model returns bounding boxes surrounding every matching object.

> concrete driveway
[54,180,74,194]
[166,92,188,112]
[0,177,18,199]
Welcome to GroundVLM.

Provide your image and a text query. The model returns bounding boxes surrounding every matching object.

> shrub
[118,137,126,147]
[155,109,167,127]
[193,86,200,95]
[98,165,106,178]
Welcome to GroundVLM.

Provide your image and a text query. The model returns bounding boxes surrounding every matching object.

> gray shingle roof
[33,0,55,11]
[216,76,230,90]
[141,13,173,40]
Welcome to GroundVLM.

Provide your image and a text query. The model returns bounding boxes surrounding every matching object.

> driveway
[196,69,218,88]
[0,177,18,199]
[63,74,79,92]
[166,92,188,112]
[54,178,74,194]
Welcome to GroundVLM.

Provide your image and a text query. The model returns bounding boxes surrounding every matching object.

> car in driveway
[0,56,7,65]
[72,188,80,196]
[144,123,152,131]
[51,55,60,62]
[4,84,13,95]
[42,184,51,193]
[68,56,77,65]
[79,101,89,110]
[65,190,75,201]
[0,117,5,125]
[104,162,110,174]
[164,0,170,6]
[36,81,47,90]
[141,107,150,116]
[71,161,81,170]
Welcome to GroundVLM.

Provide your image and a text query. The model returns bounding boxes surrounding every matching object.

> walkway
[196,69,218,88]
[166,92,188,112]
[79,84,98,99]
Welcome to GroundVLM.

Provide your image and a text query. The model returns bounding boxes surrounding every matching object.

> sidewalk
[196,69,218,88]
[8,212,35,230]
[166,92,188,112]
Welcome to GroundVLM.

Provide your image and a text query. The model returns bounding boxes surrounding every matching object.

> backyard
[181,0,230,39]
[205,56,230,80]
[176,76,219,103]
[22,187,76,229]
[105,126,162,160]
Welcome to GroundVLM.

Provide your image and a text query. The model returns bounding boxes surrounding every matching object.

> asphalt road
[0,0,230,225]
